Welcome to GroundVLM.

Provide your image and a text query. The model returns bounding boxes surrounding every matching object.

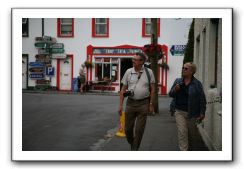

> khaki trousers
[175,109,200,151]
[125,98,149,150]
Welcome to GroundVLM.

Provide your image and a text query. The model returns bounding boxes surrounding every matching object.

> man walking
[169,62,207,151]
[118,52,155,151]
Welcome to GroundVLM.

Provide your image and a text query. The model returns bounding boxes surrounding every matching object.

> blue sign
[29,62,44,67]
[46,67,55,76]
[29,73,44,79]
[170,45,186,56]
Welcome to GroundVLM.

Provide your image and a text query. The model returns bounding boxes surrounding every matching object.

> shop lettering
[93,48,142,55]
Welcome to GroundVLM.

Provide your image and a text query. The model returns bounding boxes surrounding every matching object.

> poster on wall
[13,8,232,161]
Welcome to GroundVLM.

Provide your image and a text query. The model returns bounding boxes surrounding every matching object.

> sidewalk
[102,111,208,151]
[102,111,179,151]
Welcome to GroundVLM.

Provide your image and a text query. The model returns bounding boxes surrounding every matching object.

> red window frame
[57,18,74,37]
[142,18,160,37]
[92,18,109,38]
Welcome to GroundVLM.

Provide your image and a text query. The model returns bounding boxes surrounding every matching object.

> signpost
[170,45,186,56]
[33,36,66,88]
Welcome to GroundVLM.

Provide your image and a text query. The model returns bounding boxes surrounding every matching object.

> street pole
[151,18,159,114]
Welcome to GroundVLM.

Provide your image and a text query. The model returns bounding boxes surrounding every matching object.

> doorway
[58,55,73,91]
[120,58,133,89]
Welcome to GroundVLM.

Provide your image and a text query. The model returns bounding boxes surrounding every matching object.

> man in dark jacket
[169,62,206,151]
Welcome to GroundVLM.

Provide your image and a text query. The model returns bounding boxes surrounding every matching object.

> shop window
[94,58,118,82]
[111,65,118,82]
[103,63,111,79]
[57,18,74,37]
[92,18,109,37]
[142,18,160,37]
[95,63,103,81]
[22,18,29,37]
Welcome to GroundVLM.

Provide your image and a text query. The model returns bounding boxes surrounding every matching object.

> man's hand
[196,114,205,124]
[148,103,155,116]
[149,103,154,113]
[174,84,181,92]
[118,106,123,116]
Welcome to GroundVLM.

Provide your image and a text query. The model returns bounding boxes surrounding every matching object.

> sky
[0,0,242,168]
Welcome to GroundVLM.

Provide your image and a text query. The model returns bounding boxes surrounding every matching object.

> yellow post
[116,111,126,137]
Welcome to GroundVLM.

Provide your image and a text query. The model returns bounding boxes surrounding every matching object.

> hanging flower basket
[142,44,164,60]
[84,61,93,68]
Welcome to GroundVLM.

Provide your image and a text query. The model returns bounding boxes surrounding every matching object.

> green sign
[51,48,65,53]
[52,43,64,49]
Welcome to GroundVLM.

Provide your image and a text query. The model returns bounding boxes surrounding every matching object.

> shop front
[86,44,168,95]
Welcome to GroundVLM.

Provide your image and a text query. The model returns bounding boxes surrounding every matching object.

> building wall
[163,19,192,91]
[22,19,42,87]
[194,18,222,150]
[22,18,192,93]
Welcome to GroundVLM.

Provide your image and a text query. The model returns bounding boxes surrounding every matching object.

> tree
[183,19,194,64]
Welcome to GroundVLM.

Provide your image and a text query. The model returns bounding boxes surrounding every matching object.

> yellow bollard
[116,111,126,137]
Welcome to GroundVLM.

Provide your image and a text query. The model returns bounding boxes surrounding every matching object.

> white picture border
[12,8,232,161]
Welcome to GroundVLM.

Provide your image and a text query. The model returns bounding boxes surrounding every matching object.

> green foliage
[84,61,93,68]
[183,19,194,64]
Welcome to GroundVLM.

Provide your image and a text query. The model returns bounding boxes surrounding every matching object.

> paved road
[22,93,179,151]
[23,93,120,151]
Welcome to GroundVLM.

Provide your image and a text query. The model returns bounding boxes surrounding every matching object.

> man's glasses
[182,67,189,71]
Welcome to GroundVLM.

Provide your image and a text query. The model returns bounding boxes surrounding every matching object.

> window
[210,19,220,88]
[57,18,74,37]
[142,18,160,37]
[22,18,29,37]
[92,18,109,37]
[103,58,111,79]
[111,59,118,82]
[94,58,118,82]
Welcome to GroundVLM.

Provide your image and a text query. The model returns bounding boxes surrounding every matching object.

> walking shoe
[130,144,138,151]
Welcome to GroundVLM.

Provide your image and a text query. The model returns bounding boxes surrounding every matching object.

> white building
[22,18,192,94]
[194,18,222,150]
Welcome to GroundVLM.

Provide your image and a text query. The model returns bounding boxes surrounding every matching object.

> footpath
[102,112,180,151]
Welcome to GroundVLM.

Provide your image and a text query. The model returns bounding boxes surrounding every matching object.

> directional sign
[29,67,44,73]
[29,62,44,67]
[29,73,44,79]
[170,45,186,56]
[35,42,47,48]
[51,53,67,59]
[51,48,65,54]
[51,43,64,49]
